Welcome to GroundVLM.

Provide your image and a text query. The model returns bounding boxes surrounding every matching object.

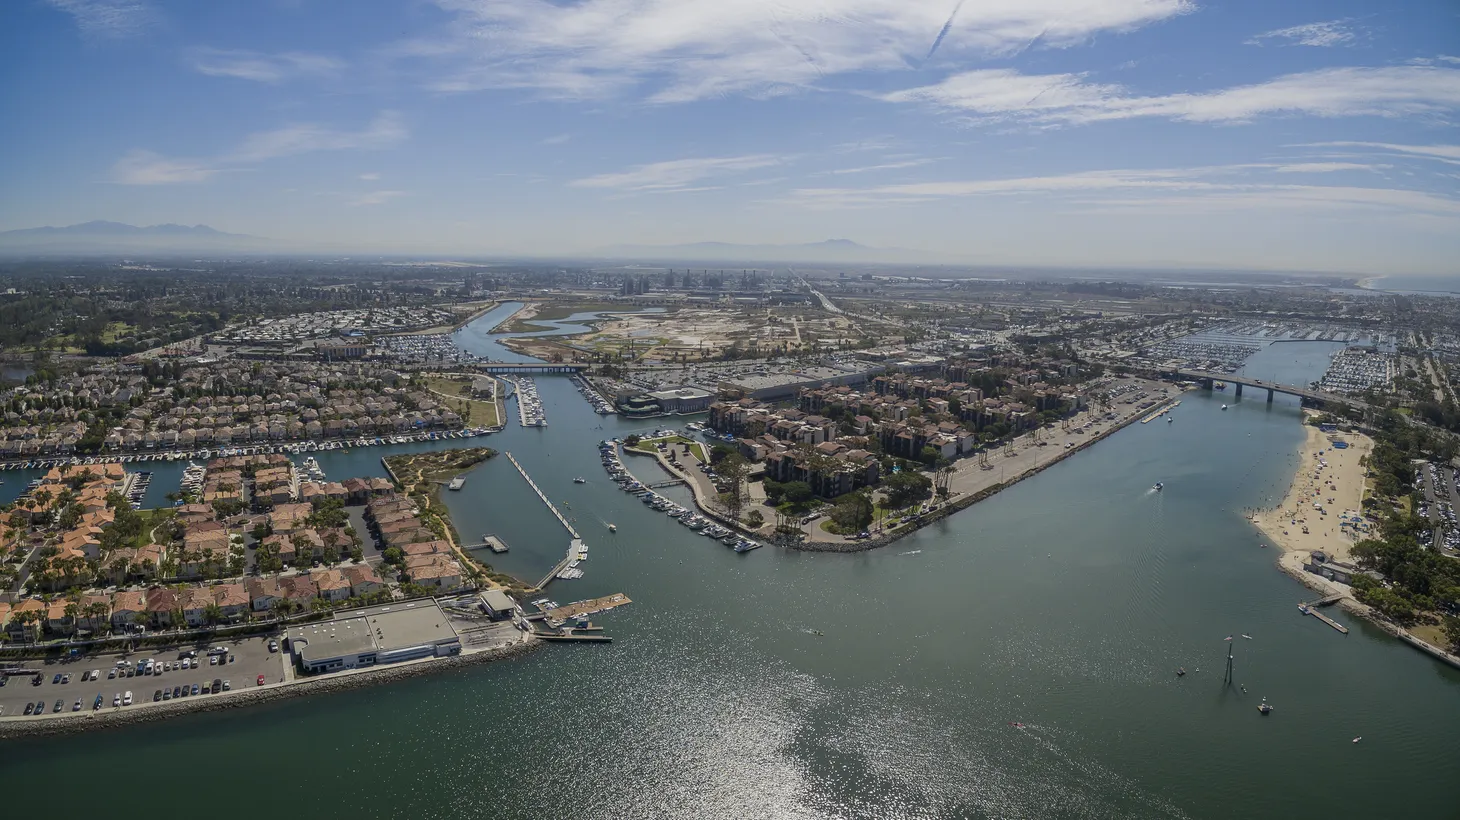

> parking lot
[0,633,289,719]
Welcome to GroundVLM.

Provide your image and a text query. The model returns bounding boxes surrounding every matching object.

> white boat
[1153,482,1164,491]
[573,477,586,484]
[1221,405,1228,410]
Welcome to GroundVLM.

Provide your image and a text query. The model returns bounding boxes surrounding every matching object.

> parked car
[53,699,64,712]
[123,691,133,706]
[212,678,222,692]
[153,689,162,702]
[112,693,120,707]
[34,701,46,715]
[93,694,103,710]
[107,668,118,680]
[24,702,34,715]
[60,674,70,684]
[162,689,171,700]
[190,684,200,696]
[51,674,61,684]
[257,675,266,686]
[222,680,231,691]
[268,640,279,653]
[172,685,182,698]
[72,698,82,711]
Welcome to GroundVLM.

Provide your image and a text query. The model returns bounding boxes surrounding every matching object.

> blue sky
[1,0,1458,273]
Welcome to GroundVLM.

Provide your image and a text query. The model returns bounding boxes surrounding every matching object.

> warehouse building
[286,599,461,674]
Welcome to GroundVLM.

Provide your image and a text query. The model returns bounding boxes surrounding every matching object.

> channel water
[3,312,1459,819]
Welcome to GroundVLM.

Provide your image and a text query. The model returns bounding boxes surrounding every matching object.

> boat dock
[468,534,510,553]
[505,451,585,590]
[504,452,581,539]
[1299,602,1350,634]
[1304,593,1345,608]
[1140,399,1181,424]
[540,593,631,624]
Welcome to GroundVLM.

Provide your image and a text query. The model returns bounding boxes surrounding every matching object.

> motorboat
[1176,667,1185,677]
[607,523,617,532]
[1257,698,1273,715]
[1153,482,1164,491]
[1221,405,1228,410]
[573,477,586,484]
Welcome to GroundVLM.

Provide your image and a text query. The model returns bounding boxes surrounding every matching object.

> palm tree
[203,602,223,626]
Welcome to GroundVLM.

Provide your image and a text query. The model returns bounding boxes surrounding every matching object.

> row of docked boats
[0,427,500,472]
[515,377,547,427]
[571,374,616,415]
[597,439,761,552]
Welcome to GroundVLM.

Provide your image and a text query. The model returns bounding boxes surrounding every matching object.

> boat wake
[900,549,923,556]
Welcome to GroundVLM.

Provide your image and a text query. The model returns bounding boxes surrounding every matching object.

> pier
[1299,602,1350,634]
[504,451,585,590]
[466,535,510,554]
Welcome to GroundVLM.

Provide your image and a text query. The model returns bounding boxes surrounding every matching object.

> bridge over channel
[1174,370,1372,411]
[470,362,588,375]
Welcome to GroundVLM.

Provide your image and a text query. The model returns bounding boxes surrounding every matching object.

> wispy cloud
[359,172,382,180]
[571,154,787,192]
[188,48,344,83]
[109,111,408,185]
[110,151,220,185]
[826,159,937,175]
[1246,19,1359,48]
[1298,142,1460,166]
[46,0,156,39]
[350,190,408,206]
[413,0,1192,102]
[785,164,1459,217]
[883,66,1460,125]
[542,134,572,145]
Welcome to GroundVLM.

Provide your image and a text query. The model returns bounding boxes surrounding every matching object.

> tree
[717,452,749,516]
[744,509,765,529]
[1443,616,1460,654]
[884,471,932,508]
[203,603,223,626]
[829,492,874,533]
[919,445,940,467]
[782,481,814,505]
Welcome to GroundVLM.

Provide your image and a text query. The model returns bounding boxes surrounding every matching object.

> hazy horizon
[2,1,1458,273]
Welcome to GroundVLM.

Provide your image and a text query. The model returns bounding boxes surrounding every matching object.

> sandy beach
[1251,416,1375,564]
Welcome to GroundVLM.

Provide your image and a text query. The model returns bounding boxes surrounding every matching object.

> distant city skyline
[1,0,1458,273]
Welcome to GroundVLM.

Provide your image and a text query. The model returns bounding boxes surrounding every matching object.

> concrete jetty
[504,451,585,590]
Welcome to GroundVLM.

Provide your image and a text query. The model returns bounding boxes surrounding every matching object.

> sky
[0,0,1458,273]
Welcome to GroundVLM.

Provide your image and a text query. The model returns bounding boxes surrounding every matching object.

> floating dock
[543,593,632,623]
[471,534,509,553]
[1299,603,1350,634]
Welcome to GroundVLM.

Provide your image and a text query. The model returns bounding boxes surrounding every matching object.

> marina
[512,376,548,427]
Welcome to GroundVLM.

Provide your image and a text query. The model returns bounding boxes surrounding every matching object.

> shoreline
[1250,416,1460,670]
[0,638,541,741]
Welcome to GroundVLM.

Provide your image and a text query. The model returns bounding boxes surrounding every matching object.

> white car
[181,658,190,669]
[209,656,218,666]
[112,693,121,707]
[123,691,133,706]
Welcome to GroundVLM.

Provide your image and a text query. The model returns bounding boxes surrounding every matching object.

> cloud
[188,48,344,83]
[414,0,1192,102]
[359,172,382,180]
[109,111,408,185]
[350,190,408,206]
[542,134,572,145]
[46,0,156,39]
[109,151,220,185]
[826,159,937,175]
[784,164,1460,217]
[570,154,786,192]
[883,66,1460,125]
[1246,19,1358,48]
[229,111,407,163]
[1298,142,1460,166]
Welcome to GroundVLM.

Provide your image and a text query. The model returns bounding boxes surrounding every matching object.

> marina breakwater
[0,638,541,741]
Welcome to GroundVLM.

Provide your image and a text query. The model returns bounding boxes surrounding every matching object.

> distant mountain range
[0,221,265,254]
[591,238,936,264]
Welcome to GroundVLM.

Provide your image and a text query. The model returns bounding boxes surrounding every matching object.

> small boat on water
[1176,667,1186,677]
[573,477,586,484]
[1221,405,1229,411]
[1167,416,1173,423]
[1258,699,1273,715]
[607,523,617,532]
[1153,482,1164,491]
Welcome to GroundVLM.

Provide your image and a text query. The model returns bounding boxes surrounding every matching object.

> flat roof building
[480,589,518,621]
[287,599,461,674]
